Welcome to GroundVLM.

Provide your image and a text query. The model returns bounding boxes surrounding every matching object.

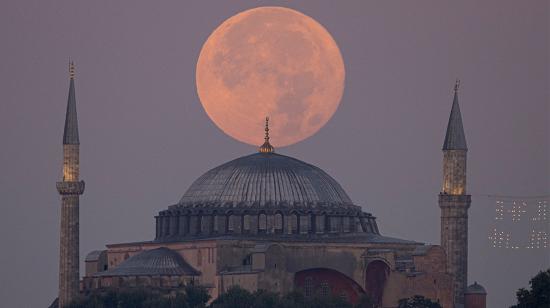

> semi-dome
[94,247,199,277]
[179,152,353,206]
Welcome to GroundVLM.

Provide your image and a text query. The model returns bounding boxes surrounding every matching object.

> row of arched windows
[155,212,378,239]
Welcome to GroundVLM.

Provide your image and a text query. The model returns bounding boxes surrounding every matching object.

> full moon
[196,6,345,147]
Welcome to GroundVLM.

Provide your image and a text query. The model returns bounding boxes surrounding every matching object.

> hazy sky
[0,1,548,307]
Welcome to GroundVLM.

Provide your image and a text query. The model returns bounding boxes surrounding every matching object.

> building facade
[54,72,487,308]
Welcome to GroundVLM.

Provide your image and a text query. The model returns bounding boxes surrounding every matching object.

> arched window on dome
[178,214,189,236]
[212,214,219,233]
[163,216,170,237]
[274,213,283,233]
[196,213,203,234]
[288,213,298,234]
[258,213,267,233]
[201,215,212,234]
[155,216,161,239]
[349,217,359,232]
[217,214,226,234]
[227,214,241,234]
[227,214,234,233]
[170,214,179,237]
[300,214,309,234]
[316,214,325,233]
[330,216,340,233]
[342,216,350,233]
[243,214,251,233]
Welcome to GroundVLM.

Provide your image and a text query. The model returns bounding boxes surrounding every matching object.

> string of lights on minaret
[488,195,548,249]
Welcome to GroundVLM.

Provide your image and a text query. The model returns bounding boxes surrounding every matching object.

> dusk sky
[0,1,548,307]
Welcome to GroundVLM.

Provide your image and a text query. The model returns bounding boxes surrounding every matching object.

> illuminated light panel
[489,197,549,250]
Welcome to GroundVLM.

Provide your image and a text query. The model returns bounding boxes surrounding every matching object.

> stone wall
[89,239,453,307]
[439,194,470,307]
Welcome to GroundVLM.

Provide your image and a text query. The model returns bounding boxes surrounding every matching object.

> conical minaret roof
[63,62,79,145]
[442,80,467,150]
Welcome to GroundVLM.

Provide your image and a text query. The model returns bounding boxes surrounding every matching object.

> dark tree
[307,295,352,308]
[397,295,442,308]
[209,286,254,308]
[251,289,282,308]
[354,294,375,308]
[511,268,550,308]
[279,290,307,308]
[65,288,189,308]
[184,283,211,308]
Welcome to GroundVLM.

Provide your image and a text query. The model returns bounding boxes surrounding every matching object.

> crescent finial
[259,116,274,153]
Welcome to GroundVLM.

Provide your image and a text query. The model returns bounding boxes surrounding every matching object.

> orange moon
[196,6,345,147]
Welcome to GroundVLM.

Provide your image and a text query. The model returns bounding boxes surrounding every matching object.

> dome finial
[259,116,274,153]
[454,78,460,92]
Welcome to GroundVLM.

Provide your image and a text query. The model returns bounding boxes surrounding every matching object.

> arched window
[201,215,212,234]
[353,217,361,232]
[227,215,235,232]
[227,214,242,233]
[243,214,251,232]
[304,277,314,297]
[274,213,283,233]
[213,214,219,233]
[316,214,325,233]
[196,214,203,234]
[330,216,339,232]
[288,214,298,234]
[300,215,309,234]
[170,214,179,236]
[258,213,267,233]
[319,281,330,297]
[178,215,188,236]
[163,216,170,236]
[342,216,350,232]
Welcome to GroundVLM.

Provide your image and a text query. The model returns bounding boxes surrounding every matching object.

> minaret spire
[259,116,274,153]
[439,79,471,307]
[63,61,80,145]
[56,61,85,307]
[443,79,467,150]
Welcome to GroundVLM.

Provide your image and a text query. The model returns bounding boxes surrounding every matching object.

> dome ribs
[177,153,355,207]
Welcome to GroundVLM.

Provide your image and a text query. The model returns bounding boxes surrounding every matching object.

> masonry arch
[294,268,365,304]
[365,260,390,306]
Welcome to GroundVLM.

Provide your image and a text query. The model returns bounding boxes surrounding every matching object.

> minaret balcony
[56,180,85,195]
[438,193,471,202]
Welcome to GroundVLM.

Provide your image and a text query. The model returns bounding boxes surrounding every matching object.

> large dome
[179,152,353,206]
[154,151,379,242]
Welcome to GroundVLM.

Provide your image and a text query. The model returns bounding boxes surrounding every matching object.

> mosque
[55,63,487,308]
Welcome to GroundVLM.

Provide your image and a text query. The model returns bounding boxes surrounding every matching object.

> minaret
[439,80,471,308]
[56,62,85,308]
